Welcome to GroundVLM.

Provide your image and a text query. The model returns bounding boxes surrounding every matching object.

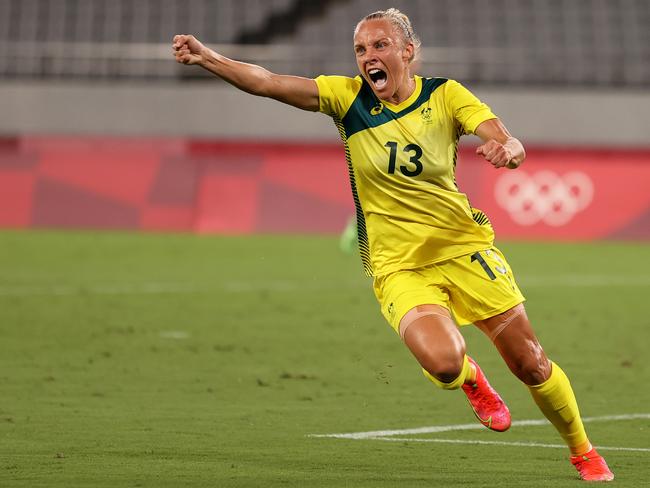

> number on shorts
[471,251,497,280]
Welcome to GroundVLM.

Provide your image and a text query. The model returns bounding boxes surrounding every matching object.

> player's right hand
[172,34,206,65]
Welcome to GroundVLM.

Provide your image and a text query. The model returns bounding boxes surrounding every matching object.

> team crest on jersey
[370,103,384,116]
[420,107,432,123]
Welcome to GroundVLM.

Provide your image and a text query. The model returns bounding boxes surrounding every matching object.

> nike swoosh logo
[476,412,492,428]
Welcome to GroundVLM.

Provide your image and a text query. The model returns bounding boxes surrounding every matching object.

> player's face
[353,18,414,104]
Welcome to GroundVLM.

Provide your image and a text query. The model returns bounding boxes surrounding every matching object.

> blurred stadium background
[1,1,649,487]
[0,0,649,236]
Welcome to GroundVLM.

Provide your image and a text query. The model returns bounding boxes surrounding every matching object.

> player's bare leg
[474,304,550,385]
[475,304,614,481]
[401,305,466,384]
[401,305,511,431]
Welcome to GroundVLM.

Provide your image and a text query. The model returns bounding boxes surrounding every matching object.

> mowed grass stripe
[0,274,649,297]
[0,232,648,488]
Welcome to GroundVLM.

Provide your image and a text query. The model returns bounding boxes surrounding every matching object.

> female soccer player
[173,8,613,482]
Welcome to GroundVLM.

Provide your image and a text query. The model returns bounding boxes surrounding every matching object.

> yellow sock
[422,355,471,390]
[528,361,591,456]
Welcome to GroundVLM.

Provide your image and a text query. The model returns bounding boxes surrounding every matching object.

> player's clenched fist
[476,139,513,168]
[172,34,206,65]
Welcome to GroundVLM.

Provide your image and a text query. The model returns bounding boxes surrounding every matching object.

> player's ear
[402,42,414,63]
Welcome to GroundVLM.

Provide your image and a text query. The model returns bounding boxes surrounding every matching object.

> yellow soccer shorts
[373,247,526,334]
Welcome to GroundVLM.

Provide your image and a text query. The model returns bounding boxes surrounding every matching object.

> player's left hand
[476,140,514,168]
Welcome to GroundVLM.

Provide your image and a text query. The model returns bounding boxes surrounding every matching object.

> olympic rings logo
[494,170,594,226]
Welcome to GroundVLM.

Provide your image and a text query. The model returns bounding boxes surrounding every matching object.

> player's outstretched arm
[172,34,319,112]
[474,118,525,169]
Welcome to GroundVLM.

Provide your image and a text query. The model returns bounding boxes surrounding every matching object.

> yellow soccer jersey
[316,74,498,277]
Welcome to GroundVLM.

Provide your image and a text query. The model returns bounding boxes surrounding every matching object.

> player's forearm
[197,48,319,111]
[474,118,525,169]
[199,48,274,97]
[504,136,525,169]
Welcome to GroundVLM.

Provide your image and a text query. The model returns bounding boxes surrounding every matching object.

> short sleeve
[443,80,497,134]
[315,75,362,119]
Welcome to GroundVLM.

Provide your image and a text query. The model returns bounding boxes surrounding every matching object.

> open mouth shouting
[368,68,388,90]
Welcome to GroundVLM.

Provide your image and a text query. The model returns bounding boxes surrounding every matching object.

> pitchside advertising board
[0,137,648,240]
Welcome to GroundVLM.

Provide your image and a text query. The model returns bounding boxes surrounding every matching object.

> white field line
[312,413,650,440]
[519,275,650,287]
[310,413,650,453]
[0,282,199,297]
[0,280,360,297]
[0,274,649,297]
[159,330,190,340]
[366,437,650,453]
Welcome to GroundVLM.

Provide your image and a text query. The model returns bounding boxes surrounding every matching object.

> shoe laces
[572,452,608,471]
[466,379,501,409]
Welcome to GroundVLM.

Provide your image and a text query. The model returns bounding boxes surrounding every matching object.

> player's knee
[512,347,551,385]
[421,352,465,384]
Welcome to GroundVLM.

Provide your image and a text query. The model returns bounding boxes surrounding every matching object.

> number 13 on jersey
[385,141,423,177]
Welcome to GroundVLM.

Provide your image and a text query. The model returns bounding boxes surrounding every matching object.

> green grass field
[0,231,648,487]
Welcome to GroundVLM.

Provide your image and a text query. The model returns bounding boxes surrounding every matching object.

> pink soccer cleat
[461,357,511,432]
[570,448,614,482]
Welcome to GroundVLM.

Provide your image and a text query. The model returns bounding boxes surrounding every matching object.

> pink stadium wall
[0,136,648,239]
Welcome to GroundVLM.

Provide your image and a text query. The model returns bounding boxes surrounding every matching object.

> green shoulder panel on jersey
[341,77,448,139]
